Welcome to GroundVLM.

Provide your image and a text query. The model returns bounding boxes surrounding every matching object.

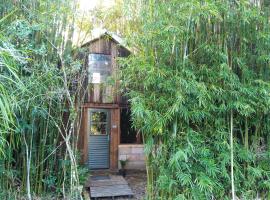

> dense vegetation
[121,0,270,199]
[1,0,270,199]
[0,1,87,199]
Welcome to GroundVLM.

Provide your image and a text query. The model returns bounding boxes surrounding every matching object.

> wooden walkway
[86,175,134,199]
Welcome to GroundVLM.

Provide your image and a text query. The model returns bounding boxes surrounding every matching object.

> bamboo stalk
[230,111,235,200]
[244,117,248,150]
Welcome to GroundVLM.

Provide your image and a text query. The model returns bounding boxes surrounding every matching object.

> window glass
[90,111,109,135]
[91,111,107,123]
[88,54,111,83]
[90,123,107,135]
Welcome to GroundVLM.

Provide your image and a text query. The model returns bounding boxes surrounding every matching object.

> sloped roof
[81,31,130,52]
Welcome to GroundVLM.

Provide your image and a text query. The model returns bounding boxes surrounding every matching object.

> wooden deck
[86,175,134,199]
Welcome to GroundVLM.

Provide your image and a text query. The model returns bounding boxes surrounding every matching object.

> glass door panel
[89,110,110,135]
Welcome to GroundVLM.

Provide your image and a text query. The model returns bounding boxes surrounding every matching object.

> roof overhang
[81,31,131,53]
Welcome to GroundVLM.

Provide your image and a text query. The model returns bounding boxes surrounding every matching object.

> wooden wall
[78,35,129,170]
[78,107,88,164]
[109,108,120,169]
[86,36,130,104]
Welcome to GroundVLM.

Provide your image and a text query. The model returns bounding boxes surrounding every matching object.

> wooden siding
[78,107,88,164]
[79,35,130,170]
[86,37,129,105]
[110,108,120,169]
[88,37,111,55]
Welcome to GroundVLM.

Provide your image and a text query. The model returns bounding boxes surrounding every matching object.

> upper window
[88,54,111,83]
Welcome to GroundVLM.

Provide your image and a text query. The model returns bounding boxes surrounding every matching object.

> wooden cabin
[78,32,145,171]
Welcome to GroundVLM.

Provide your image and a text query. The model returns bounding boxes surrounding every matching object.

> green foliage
[0,0,87,198]
[120,159,128,169]
[121,0,270,199]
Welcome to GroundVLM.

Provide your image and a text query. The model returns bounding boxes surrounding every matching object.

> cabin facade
[78,33,145,171]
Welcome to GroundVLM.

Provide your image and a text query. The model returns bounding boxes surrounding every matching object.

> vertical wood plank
[111,43,119,103]
[78,107,88,164]
[88,38,111,55]
[93,84,100,102]
[102,85,113,103]
[116,108,120,168]
[110,108,120,170]
[110,109,115,169]
[84,108,89,164]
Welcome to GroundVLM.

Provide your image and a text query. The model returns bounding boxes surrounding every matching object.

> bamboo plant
[121,0,270,199]
[0,0,89,199]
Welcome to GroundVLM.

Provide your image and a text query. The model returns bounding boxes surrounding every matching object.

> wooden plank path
[86,175,134,199]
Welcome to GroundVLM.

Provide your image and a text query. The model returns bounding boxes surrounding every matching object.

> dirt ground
[118,170,146,200]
